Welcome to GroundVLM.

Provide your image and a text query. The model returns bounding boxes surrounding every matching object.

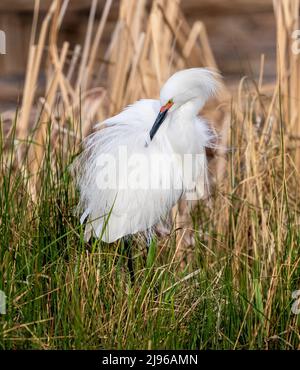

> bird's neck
[169,98,202,130]
[177,97,204,118]
[164,99,204,155]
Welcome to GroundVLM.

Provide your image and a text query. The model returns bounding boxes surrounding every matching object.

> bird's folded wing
[72,99,183,243]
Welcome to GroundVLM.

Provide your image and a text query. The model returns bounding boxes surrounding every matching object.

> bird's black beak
[149,110,168,140]
[149,101,173,141]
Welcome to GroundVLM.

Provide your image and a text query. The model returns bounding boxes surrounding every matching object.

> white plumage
[73,68,219,243]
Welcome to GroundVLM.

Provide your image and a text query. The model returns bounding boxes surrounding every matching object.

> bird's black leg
[123,237,135,285]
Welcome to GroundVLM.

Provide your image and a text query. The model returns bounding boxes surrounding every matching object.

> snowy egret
[73,68,219,248]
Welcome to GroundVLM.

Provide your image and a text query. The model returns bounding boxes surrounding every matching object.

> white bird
[73,68,219,244]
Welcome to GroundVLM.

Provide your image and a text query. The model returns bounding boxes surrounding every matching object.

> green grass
[0,103,300,350]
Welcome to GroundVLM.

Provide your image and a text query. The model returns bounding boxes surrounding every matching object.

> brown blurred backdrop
[0,0,276,111]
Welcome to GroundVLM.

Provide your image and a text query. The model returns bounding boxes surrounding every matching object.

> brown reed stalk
[273,0,300,166]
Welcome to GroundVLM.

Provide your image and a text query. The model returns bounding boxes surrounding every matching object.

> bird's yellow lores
[72,68,219,243]
[160,99,174,112]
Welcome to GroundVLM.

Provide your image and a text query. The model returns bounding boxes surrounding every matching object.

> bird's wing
[72,99,183,243]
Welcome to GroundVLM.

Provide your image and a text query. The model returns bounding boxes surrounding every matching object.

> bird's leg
[123,237,135,284]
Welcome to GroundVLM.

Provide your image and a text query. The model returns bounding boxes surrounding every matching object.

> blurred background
[0,0,276,111]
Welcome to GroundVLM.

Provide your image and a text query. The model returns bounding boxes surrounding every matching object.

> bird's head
[149,68,219,141]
